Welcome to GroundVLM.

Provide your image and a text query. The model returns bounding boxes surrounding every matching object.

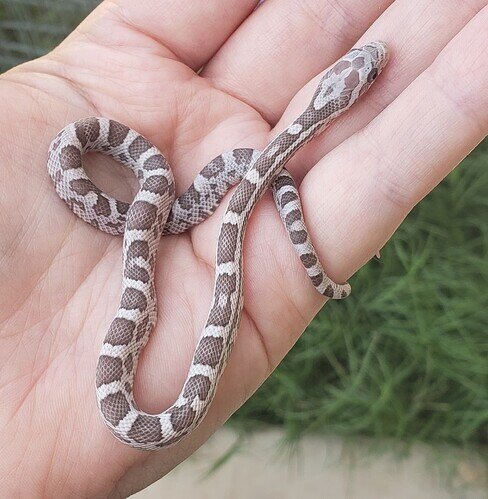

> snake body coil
[47,42,388,450]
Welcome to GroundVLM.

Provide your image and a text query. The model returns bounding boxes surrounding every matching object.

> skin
[0,0,487,496]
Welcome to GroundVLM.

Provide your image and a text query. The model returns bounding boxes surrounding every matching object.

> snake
[47,42,388,450]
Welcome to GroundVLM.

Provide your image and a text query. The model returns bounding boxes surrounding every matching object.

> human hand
[0,1,487,496]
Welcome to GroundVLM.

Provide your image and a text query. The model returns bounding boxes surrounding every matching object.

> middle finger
[203,0,393,123]
[275,0,488,181]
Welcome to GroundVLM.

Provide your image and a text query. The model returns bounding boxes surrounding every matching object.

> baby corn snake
[47,42,389,450]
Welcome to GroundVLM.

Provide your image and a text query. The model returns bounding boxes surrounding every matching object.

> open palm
[1,0,487,496]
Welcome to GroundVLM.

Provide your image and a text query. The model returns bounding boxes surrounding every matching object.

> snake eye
[367,68,378,82]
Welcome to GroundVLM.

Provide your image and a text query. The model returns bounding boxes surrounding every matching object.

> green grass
[0,0,98,72]
[1,0,487,453]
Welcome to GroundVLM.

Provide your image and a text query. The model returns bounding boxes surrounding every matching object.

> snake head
[358,41,389,91]
[311,41,389,120]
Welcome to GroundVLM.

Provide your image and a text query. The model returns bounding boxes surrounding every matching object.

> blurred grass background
[1,0,486,453]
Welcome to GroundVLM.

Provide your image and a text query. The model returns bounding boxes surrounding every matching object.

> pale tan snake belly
[47,42,389,450]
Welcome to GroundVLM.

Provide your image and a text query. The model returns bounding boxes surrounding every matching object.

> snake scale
[47,42,388,450]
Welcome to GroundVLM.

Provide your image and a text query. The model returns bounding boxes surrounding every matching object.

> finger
[204,0,393,123]
[300,4,488,284]
[277,0,488,182]
[70,0,259,70]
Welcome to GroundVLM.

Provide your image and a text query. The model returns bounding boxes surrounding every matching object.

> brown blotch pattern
[194,336,224,368]
[201,155,226,180]
[364,45,379,59]
[127,201,158,230]
[256,136,294,176]
[352,57,365,69]
[121,287,147,311]
[183,375,211,401]
[129,135,152,160]
[344,70,360,91]
[69,178,95,196]
[75,118,100,147]
[127,240,149,261]
[273,174,294,191]
[178,185,201,211]
[290,230,308,244]
[333,60,352,74]
[228,179,255,214]
[124,263,150,283]
[296,103,323,130]
[96,355,123,387]
[311,272,324,287]
[108,120,130,147]
[100,392,130,426]
[216,223,238,265]
[105,221,123,232]
[116,200,130,215]
[94,194,111,217]
[60,145,82,170]
[142,175,169,195]
[234,148,255,167]
[207,273,237,327]
[144,154,167,171]
[300,253,317,268]
[170,404,196,433]
[128,415,162,443]
[280,191,298,208]
[106,318,135,346]
[285,209,301,228]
